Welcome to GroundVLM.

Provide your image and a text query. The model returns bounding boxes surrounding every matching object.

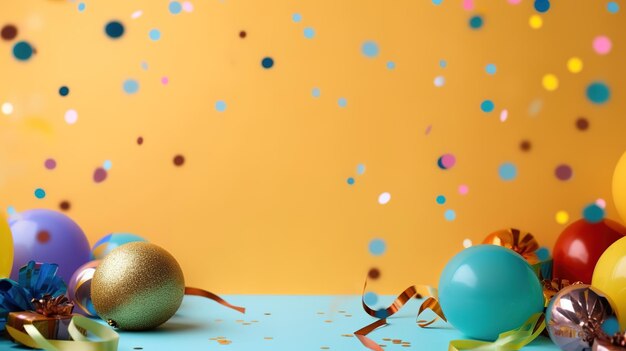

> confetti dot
[261,57,274,69]
[169,1,182,15]
[432,0,443,5]
[529,15,543,29]
[364,292,378,305]
[583,203,605,223]
[499,162,517,181]
[141,61,148,70]
[1,25,18,41]
[593,36,612,55]
[436,195,446,205]
[463,0,475,11]
[149,29,161,41]
[378,192,391,205]
[59,86,70,96]
[131,11,143,19]
[137,136,144,145]
[361,41,379,58]
[463,239,473,248]
[59,201,71,211]
[173,155,185,166]
[65,109,78,124]
[439,59,447,68]
[215,100,227,112]
[182,2,194,12]
[555,210,569,224]
[239,31,247,38]
[603,317,620,335]
[7,206,16,216]
[481,100,494,113]
[34,188,46,199]
[292,13,302,22]
[434,76,445,87]
[386,61,396,70]
[555,164,573,181]
[347,177,355,185]
[586,82,611,104]
[597,198,607,209]
[44,158,56,170]
[425,125,432,135]
[469,15,483,29]
[368,268,381,279]
[357,164,366,175]
[500,109,508,122]
[369,239,386,255]
[93,168,107,183]
[303,27,315,39]
[444,209,456,221]
[2,102,14,115]
[13,41,33,61]
[529,99,543,116]
[105,21,124,39]
[312,88,321,98]
[542,74,559,91]
[608,2,620,13]
[458,184,469,195]
[576,117,589,131]
[534,0,550,13]
[103,160,112,170]
[161,77,169,85]
[338,98,347,108]
[438,154,456,170]
[520,140,531,152]
[78,2,86,11]
[485,64,497,75]
[36,230,50,243]
[567,57,583,73]
[123,79,139,94]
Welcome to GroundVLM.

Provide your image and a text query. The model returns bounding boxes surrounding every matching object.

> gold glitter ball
[92,242,185,330]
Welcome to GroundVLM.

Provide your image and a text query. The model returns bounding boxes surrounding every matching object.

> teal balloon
[438,245,544,341]
[91,233,147,260]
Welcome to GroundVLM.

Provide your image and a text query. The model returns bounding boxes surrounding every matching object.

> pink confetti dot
[596,198,606,209]
[508,0,522,4]
[593,36,612,55]
[93,167,108,183]
[182,1,194,12]
[458,184,469,195]
[440,154,456,169]
[462,0,474,11]
[500,109,508,122]
[425,125,432,135]
[44,158,56,170]
[161,76,169,85]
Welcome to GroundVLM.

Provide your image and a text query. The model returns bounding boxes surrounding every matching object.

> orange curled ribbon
[184,287,246,314]
[541,278,582,305]
[483,228,540,265]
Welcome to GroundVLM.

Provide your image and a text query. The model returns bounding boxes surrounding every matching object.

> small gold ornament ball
[92,242,185,330]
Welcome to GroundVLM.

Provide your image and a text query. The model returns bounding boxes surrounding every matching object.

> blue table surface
[0,295,560,351]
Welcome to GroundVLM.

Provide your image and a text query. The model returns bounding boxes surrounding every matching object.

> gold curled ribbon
[483,228,540,265]
[6,315,119,351]
[541,278,582,305]
[184,287,246,314]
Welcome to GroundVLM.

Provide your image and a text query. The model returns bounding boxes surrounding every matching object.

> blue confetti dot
[386,61,396,70]
[13,41,33,61]
[34,188,46,199]
[432,0,443,4]
[215,100,227,112]
[499,162,517,181]
[608,1,620,13]
[369,239,386,256]
[347,177,355,185]
[338,97,347,107]
[361,41,379,58]
[141,61,149,70]
[364,292,378,305]
[375,309,388,319]
[536,247,550,261]
[169,1,182,14]
[105,21,124,39]
[486,64,497,75]
[439,59,447,68]
[149,29,161,41]
[481,99,495,112]
[78,2,86,11]
[357,164,366,175]
[311,87,321,98]
[303,27,315,39]
[103,160,112,170]
[603,317,620,335]
[59,86,70,96]
[436,195,446,205]
[262,57,274,69]
[469,15,483,29]
[534,0,550,13]
[586,82,611,104]
[444,209,456,221]
[7,206,16,216]
[583,203,605,223]
[292,13,302,22]
[123,79,139,94]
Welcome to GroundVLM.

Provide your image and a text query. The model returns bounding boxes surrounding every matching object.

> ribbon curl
[185,287,246,314]
[482,228,540,264]
[33,295,74,317]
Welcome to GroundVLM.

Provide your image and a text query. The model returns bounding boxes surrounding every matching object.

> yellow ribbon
[6,315,119,351]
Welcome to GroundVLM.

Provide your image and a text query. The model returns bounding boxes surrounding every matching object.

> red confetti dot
[1,25,17,41]
[239,31,247,38]
[173,155,185,166]
[576,117,589,131]
[59,201,71,211]
[520,140,531,152]
[368,268,381,280]
[37,230,50,243]
[137,136,144,145]
[93,167,108,183]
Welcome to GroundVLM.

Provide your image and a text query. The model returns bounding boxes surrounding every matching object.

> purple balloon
[9,209,90,284]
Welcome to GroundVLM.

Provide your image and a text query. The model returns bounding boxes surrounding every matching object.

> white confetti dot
[2,102,14,115]
[64,109,78,124]
[378,192,391,205]
[500,109,508,122]
[463,239,473,248]
[131,10,143,19]
[434,76,445,87]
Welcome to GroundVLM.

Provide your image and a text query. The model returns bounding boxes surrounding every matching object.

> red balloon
[553,218,626,284]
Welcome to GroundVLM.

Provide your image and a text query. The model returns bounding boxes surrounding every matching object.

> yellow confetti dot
[556,211,569,225]
[567,57,583,73]
[542,74,559,91]
[529,15,543,29]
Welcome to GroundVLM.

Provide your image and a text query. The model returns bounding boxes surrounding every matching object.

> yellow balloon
[593,236,626,328]
[613,151,626,223]
[0,213,13,278]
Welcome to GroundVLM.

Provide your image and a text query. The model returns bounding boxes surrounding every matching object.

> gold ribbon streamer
[482,228,540,265]
[6,315,119,351]
[184,287,246,314]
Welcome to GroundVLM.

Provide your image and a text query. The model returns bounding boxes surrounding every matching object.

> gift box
[6,311,86,349]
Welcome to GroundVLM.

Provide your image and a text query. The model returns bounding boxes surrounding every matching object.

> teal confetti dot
[347,177,355,185]
[141,61,149,70]
[583,203,605,223]
[292,13,302,22]
[440,59,447,68]
[103,160,112,170]
[536,247,550,261]
[586,82,611,104]
[608,2,620,13]
[34,188,46,199]
[469,15,483,29]
[444,209,456,221]
[169,1,182,14]
[603,317,620,335]
[534,0,550,13]
[13,41,34,61]
[386,61,396,70]
[486,64,497,75]
[499,162,517,181]
[338,97,347,107]
[303,27,315,39]
[364,292,379,305]
[7,206,16,216]
[312,87,321,98]
[432,0,443,4]
[357,164,366,175]
[436,195,446,205]
[362,41,379,58]
[369,239,386,256]
[149,29,161,41]
[215,100,227,112]
[123,79,139,94]
[78,2,86,11]
[481,99,495,112]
